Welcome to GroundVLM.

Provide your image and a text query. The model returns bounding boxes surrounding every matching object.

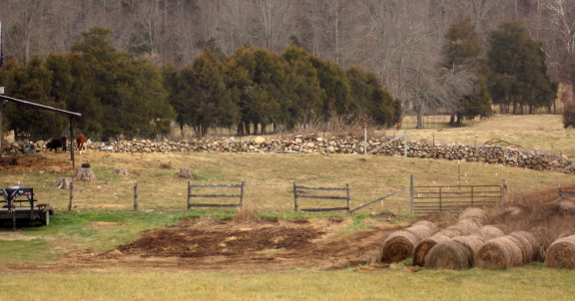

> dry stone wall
[3,135,575,173]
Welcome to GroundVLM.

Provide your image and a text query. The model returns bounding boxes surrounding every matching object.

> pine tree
[488,20,557,114]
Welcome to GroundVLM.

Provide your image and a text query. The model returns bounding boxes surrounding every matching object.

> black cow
[46,136,67,152]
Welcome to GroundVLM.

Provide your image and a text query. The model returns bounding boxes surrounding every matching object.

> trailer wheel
[41,211,50,226]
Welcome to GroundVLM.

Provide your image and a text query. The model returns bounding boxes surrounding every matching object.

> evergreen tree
[346,66,399,127]
[1,57,68,139]
[72,27,175,139]
[441,17,492,124]
[488,20,557,114]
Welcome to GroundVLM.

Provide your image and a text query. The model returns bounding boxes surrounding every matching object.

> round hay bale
[545,235,575,269]
[477,225,505,241]
[440,228,463,237]
[510,231,540,263]
[458,208,488,224]
[474,236,524,269]
[450,218,483,236]
[453,235,485,254]
[412,220,439,233]
[425,240,473,270]
[412,235,451,267]
[558,229,575,239]
[381,230,419,263]
[381,221,439,263]
[555,199,575,213]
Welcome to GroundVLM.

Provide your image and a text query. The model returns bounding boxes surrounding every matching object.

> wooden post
[501,179,508,203]
[239,181,245,207]
[133,182,138,210]
[0,100,4,157]
[68,181,74,211]
[70,116,75,170]
[410,175,414,215]
[293,182,298,212]
[364,128,367,155]
[558,187,562,198]
[346,183,350,212]
[187,181,191,209]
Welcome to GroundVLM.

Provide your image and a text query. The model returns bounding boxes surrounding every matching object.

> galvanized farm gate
[293,182,350,212]
[409,176,502,214]
[187,181,245,209]
[558,188,575,198]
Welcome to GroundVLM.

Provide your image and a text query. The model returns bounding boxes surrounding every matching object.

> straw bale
[440,228,463,237]
[381,221,439,263]
[425,240,473,270]
[477,225,505,241]
[458,208,488,224]
[545,235,575,269]
[474,236,524,269]
[510,231,541,263]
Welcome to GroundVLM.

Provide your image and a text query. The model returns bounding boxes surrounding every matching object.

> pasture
[1,114,575,300]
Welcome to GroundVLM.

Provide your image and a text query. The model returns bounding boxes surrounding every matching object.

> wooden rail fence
[187,181,245,209]
[293,182,350,212]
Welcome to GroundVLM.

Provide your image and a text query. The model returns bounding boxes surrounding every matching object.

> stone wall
[3,135,574,173]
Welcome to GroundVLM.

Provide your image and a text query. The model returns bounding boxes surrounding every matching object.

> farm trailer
[0,185,53,229]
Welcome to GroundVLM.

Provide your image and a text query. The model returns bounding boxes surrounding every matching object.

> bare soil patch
[0,153,72,174]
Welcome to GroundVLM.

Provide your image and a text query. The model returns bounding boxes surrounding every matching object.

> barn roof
[0,95,82,117]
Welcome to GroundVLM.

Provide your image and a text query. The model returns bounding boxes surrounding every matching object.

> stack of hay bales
[545,229,575,269]
[474,230,544,269]
[425,225,505,270]
[380,220,439,263]
[413,208,488,267]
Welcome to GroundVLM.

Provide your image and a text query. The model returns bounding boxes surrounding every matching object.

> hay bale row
[474,230,542,269]
[381,220,439,263]
[412,209,486,267]
[425,225,504,270]
[545,229,575,269]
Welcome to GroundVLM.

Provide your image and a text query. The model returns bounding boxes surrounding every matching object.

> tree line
[0,27,402,140]
[0,15,560,139]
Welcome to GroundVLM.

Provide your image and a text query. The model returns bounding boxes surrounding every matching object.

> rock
[254,136,266,144]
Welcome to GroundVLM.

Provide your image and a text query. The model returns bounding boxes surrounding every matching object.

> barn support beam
[70,116,75,170]
[0,100,5,157]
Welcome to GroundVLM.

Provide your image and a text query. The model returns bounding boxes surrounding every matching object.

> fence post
[471,186,474,206]
[346,183,351,212]
[558,187,562,198]
[501,179,508,203]
[293,182,298,212]
[240,181,245,207]
[68,181,74,211]
[133,182,138,210]
[410,175,414,215]
[187,181,191,209]
[364,128,367,155]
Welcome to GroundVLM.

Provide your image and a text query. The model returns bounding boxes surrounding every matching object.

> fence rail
[187,181,245,209]
[293,182,350,212]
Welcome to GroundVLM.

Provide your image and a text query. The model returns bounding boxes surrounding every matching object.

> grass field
[2,114,575,300]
